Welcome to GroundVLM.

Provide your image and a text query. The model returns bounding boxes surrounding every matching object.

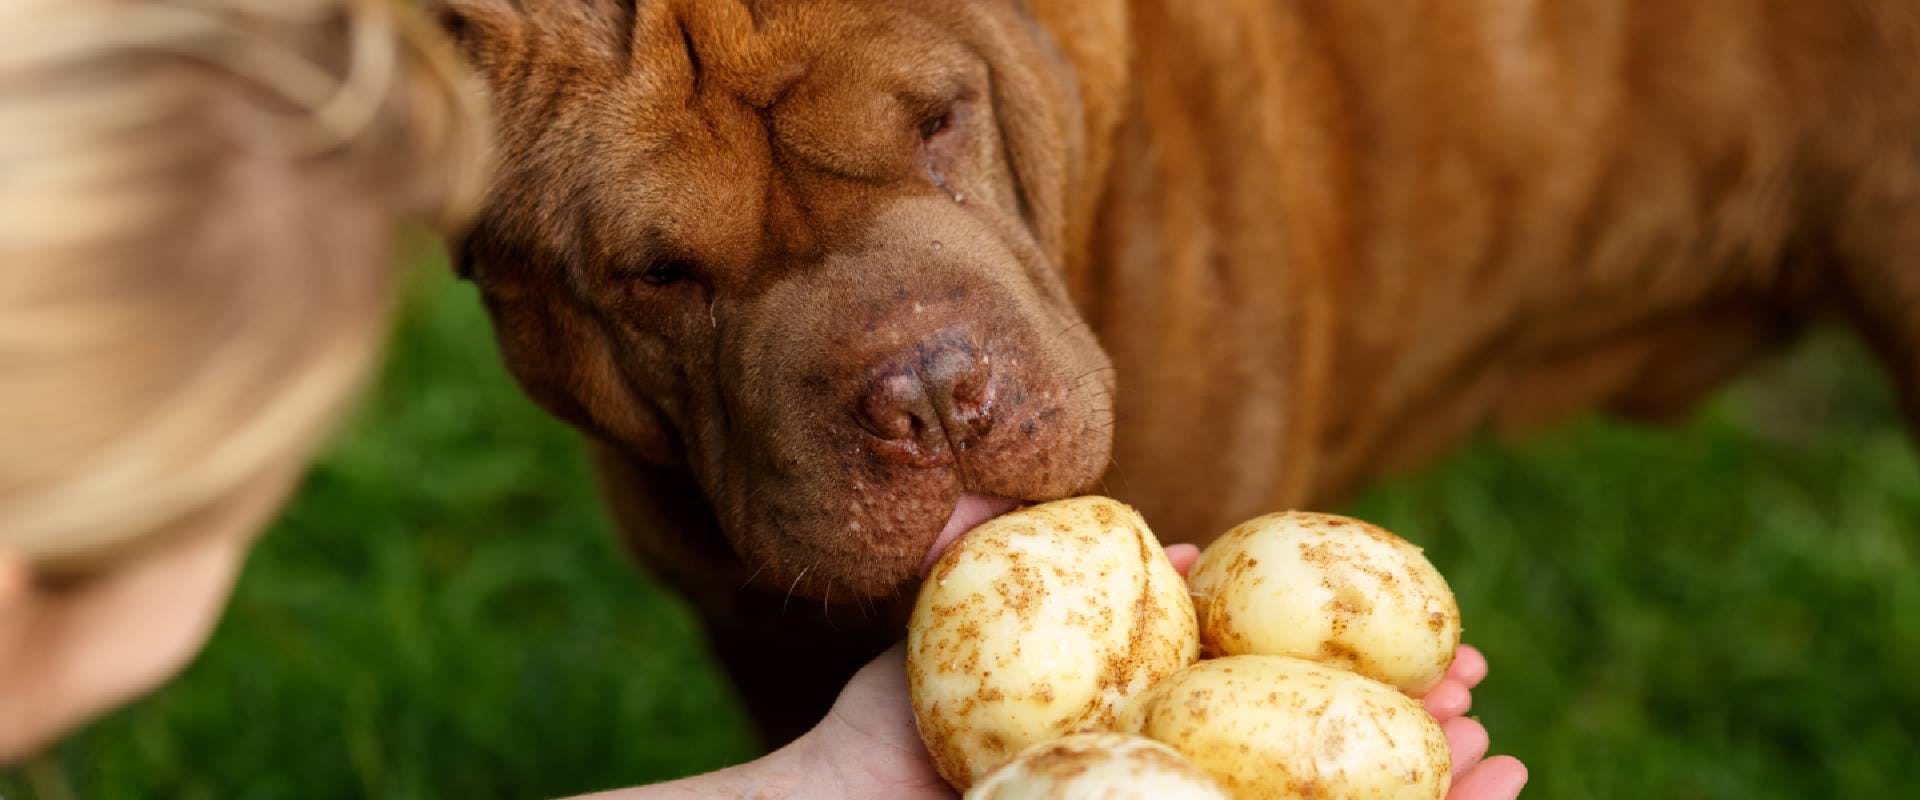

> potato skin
[964,733,1230,800]
[1187,511,1460,693]
[909,497,1200,789]
[1123,655,1451,799]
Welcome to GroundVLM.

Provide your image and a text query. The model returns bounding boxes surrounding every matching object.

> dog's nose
[857,332,994,464]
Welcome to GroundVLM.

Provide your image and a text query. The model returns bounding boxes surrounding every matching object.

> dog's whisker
[1068,382,1115,404]
[782,562,815,617]
[1065,367,1117,388]
[738,558,769,590]
[1065,370,1119,398]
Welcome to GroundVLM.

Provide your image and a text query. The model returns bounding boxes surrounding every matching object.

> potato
[1123,655,1450,799]
[964,733,1230,800]
[1187,511,1460,693]
[909,496,1200,789]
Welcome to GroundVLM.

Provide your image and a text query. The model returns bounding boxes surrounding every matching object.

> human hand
[1421,644,1529,799]
[789,641,955,799]
[790,642,1529,800]
[578,639,946,800]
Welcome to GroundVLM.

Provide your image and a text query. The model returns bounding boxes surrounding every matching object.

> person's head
[0,0,487,762]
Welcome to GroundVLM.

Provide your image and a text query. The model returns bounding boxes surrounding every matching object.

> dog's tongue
[922,493,1021,576]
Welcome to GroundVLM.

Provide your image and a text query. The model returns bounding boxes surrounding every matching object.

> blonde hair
[0,0,490,573]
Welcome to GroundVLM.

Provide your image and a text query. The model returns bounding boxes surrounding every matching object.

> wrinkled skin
[440,0,1112,606]
[429,0,1920,745]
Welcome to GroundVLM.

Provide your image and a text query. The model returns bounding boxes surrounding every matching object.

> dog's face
[432,0,1114,599]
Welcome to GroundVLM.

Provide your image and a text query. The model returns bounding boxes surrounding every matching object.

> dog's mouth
[920,493,1021,576]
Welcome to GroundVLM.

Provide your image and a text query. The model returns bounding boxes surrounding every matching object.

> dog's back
[1097,0,1920,532]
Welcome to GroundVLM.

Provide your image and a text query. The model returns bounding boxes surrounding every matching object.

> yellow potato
[964,733,1230,800]
[1123,655,1451,799]
[1187,511,1460,693]
[909,497,1200,789]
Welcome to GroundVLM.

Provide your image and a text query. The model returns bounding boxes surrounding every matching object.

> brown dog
[426,0,1920,746]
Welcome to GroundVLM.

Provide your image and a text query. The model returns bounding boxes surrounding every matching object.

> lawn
[7,251,1919,799]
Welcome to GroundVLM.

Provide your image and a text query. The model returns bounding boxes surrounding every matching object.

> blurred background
[6,248,1919,800]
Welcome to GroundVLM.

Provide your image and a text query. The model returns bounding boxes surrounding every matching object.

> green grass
[7,255,1919,798]
[1347,334,1920,799]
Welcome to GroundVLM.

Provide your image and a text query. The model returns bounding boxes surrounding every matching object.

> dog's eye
[918,110,951,140]
[637,259,695,287]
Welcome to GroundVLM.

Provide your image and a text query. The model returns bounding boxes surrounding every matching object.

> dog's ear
[418,0,522,65]
[425,1,668,74]
[1014,1,1128,298]
[480,271,684,465]
[416,0,519,280]
[953,2,1126,298]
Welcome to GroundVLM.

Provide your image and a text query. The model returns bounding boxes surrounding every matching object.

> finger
[1447,645,1489,688]
[1421,679,1472,721]
[1448,755,1528,800]
[1442,717,1490,777]
[1163,543,1201,577]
